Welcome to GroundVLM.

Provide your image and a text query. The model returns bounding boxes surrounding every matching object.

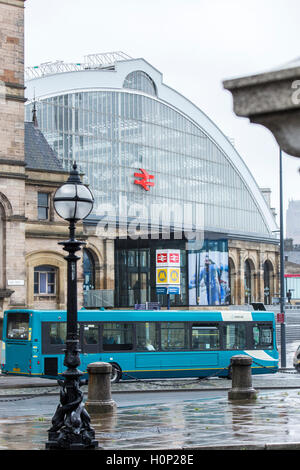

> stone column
[85,362,117,414]
[0,0,27,310]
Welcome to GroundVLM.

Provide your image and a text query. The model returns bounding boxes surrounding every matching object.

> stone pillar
[0,0,27,310]
[228,355,257,401]
[85,362,117,414]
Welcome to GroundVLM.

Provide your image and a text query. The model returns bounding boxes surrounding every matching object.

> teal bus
[1,308,278,382]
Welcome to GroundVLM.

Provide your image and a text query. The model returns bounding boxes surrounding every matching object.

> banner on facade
[188,240,229,306]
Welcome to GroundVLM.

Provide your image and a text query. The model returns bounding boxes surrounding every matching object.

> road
[0,389,227,418]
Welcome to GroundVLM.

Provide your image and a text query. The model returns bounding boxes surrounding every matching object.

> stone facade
[228,239,279,305]
[0,0,26,311]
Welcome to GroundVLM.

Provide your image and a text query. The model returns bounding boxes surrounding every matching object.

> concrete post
[85,362,117,414]
[228,355,257,401]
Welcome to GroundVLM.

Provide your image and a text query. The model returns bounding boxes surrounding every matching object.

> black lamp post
[46,162,98,450]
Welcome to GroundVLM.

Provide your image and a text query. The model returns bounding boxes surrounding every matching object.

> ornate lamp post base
[45,355,98,450]
[45,378,98,449]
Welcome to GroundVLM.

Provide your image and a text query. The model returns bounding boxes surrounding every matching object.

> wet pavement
[0,341,299,451]
[0,372,300,450]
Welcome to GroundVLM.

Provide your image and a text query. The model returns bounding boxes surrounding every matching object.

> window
[34,265,56,295]
[161,322,187,350]
[225,323,246,350]
[123,71,157,96]
[252,324,273,350]
[83,323,99,345]
[49,322,66,344]
[136,322,158,351]
[42,322,80,354]
[7,313,29,340]
[83,249,95,291]
[192,324,220,350]
[103,323,133,351]
[38,192,49,220]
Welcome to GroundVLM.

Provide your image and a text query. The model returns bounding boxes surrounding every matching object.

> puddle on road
[1,390,300,449]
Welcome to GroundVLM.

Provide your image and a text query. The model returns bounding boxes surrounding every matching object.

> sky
[24,0,300,234]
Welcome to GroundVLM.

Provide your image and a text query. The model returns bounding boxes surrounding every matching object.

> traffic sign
[156,250,180,267]
[168,268,180,284]
[156,268,168,284]
[155,249,181,295]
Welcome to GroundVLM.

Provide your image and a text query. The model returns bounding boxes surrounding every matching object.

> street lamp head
[53,162,94,221]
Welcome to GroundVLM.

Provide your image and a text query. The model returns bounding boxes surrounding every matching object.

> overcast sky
[24,0,300,233]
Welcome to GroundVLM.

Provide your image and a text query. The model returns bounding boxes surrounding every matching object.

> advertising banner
[188,239,229,306]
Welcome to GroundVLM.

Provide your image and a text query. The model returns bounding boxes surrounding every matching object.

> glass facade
[25,63,277,307]
[115,238,188,307]
[25,86,270,236]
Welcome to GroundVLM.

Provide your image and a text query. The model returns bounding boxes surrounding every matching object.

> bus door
[4,311,32,374]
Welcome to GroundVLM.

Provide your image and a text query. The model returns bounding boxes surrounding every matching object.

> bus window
[7,312,29,340]
[83,324,99,345]
[161,322,187,350]
[102,323,133,351]
[50,323,66,344]
[136,322,158,351]
[192,324,220,350]
[225,323,246,350]
[252,324,273,349]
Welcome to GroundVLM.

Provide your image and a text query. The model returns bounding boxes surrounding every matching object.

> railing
[83,289,114,308]
[25,52,133,80]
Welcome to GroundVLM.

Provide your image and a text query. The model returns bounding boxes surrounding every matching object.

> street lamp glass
[54,182,94,221]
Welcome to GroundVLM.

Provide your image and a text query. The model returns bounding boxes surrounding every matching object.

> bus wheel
[227,365,232,380]
[110,363,122,383]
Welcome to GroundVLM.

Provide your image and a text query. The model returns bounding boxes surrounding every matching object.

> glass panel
[47,282,55,294]
[160,322,187,350]
[38,207,48,220]
[38,193,48,207]
[225,323,246,350]
[7,313,29,340]
[192,325,220,350]
[49,323,66,344]
[253,325,273,350]
[102,323,133,351]
[136,322,158,351]
[39,273,47,294]
[83,324,99,345]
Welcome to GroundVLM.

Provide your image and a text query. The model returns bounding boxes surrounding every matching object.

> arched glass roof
[24,55,278,239]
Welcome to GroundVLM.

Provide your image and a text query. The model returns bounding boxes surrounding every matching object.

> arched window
[264,260,274,304]
[34,265,56,295]
[123,71,157,96]
[244,259,252,304]
[83,249,95,290]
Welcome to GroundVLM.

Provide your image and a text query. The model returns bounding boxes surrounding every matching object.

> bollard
[85,362,117,414]
[228,355,257,401]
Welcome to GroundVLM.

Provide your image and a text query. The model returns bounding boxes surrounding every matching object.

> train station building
[0,0,280,316]
[22,52,280,310]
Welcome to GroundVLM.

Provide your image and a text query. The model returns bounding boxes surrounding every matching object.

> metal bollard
[228,355,257,401]
[85,362,117,414]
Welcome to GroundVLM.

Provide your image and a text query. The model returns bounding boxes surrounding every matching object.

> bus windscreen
[7,313,29,340]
